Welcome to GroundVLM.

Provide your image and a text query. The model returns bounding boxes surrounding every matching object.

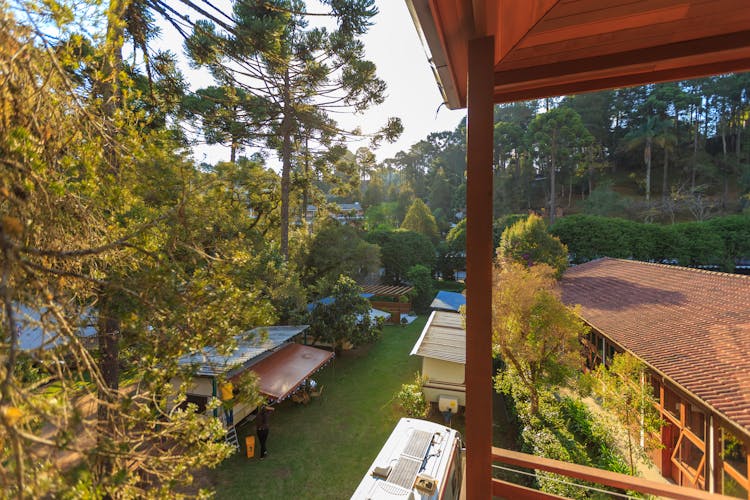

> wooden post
[465,35,494,499]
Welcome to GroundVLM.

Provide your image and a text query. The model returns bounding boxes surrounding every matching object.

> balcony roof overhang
[405,0,750,109]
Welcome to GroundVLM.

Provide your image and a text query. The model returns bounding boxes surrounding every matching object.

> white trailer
[351,418,463,500]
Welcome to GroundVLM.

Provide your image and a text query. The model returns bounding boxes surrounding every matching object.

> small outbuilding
[361,284,414,324]
[410,311,465,407]
[173,325,333,427]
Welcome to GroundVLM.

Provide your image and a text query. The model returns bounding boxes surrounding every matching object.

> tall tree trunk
[692,108,698,192]
[587,147,594,196]
[721,123,728,210]
[97,0,129,480]
[96,293,120,470]
[567,172,573,208]
[549,130,557,224]
[279,72,292,259]
[661,143,669,205]
[645,136,652,202]
[301,135,310,233]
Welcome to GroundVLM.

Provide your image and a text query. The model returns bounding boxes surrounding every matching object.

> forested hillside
[353,74,750,229]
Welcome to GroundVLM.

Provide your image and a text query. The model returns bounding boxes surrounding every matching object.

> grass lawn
[211,317,427,499]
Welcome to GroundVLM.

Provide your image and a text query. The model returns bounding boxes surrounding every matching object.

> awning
[251,343,334,402]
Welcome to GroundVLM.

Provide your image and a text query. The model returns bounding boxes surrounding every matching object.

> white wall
[421,358,466,406]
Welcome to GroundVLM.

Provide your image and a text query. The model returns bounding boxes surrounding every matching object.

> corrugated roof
[252,343,334,401]
[13,305,96,351]
[178,325,310,377]
[362,285,414,297]
[430,291,466,312]
[411,311,465,364]
[560,258,750,436]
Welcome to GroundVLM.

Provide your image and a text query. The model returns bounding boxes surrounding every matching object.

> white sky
[157,0,466,165]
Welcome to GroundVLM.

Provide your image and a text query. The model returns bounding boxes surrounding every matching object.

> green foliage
[406,265,435,314]
[401,198,439,242]
[364,202,398,231]
[493,214,529,248]
[496,382,631,499]
[394,372,430,418]
[307,276,381,353]
[581,183,631,216]
[586,353,663,475]
[302,219,380,288]
[366,230,436,285]
[492,263,586,414]
[497,214,569,277]
[551,214,750,269]
[185,0,400,258]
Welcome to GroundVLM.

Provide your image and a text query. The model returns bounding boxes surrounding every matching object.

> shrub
[406,264,435,314]
[395,372,429,418]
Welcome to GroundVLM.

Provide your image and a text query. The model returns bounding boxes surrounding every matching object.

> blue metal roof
[306,293,374,312]
[14,305,96,351]
[178,325,310,377]
[430,291,466,312]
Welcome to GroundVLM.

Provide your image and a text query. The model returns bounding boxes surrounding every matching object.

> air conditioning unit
[414,474,437,494]
[438,396,458,414]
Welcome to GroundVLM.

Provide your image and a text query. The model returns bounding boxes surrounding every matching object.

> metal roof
[430,291,466,312]
[178,325,310,377]
[251,343,334,401]
[13,305,96,351]
[410,311,465,364]
[306,293,374,312]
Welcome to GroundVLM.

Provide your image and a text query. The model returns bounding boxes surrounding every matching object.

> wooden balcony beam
[492,447,733,499]
[465,34,494,499]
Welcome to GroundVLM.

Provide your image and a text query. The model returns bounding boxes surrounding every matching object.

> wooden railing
[491,447,732,500]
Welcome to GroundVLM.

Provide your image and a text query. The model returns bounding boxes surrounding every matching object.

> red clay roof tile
[561,258,750,436]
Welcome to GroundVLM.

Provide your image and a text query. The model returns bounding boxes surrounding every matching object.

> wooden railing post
[465,34,494,499]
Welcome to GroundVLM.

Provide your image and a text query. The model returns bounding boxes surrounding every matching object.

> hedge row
[550,214,750,270]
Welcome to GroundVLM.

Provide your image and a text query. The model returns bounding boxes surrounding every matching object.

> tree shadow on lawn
[209,320,427,499]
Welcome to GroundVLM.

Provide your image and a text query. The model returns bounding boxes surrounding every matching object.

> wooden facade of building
[564,259,750,497]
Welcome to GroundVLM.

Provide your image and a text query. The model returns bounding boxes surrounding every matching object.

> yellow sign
[246,435,255,458]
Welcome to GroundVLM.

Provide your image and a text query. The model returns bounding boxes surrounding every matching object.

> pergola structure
[405,1,750,498]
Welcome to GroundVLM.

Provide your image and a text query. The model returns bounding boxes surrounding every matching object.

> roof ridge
[589,257,750,281]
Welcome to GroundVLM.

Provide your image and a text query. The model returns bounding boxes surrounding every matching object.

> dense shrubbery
[394,372,429,418]
[406,265,435,314]
[503,390,631,499]
[551,214,750,270]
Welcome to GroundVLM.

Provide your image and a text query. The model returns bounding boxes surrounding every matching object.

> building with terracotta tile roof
[560,258,750,495]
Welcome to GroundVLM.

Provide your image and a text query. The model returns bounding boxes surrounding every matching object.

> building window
[663,388,681,423]
[672,433,705,488]
[687,406,706,442]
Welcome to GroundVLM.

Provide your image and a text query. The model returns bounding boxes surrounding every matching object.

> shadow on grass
[209,318,427,500]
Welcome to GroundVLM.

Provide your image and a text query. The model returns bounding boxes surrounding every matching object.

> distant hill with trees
[358,74,750,227]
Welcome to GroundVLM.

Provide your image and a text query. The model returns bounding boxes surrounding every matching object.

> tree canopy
[497,214,569,277]
[307,275,381,354]
[400,198,440,242]
[492,263,587,415]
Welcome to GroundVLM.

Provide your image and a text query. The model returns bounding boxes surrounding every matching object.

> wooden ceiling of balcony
[408,0,750,109]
